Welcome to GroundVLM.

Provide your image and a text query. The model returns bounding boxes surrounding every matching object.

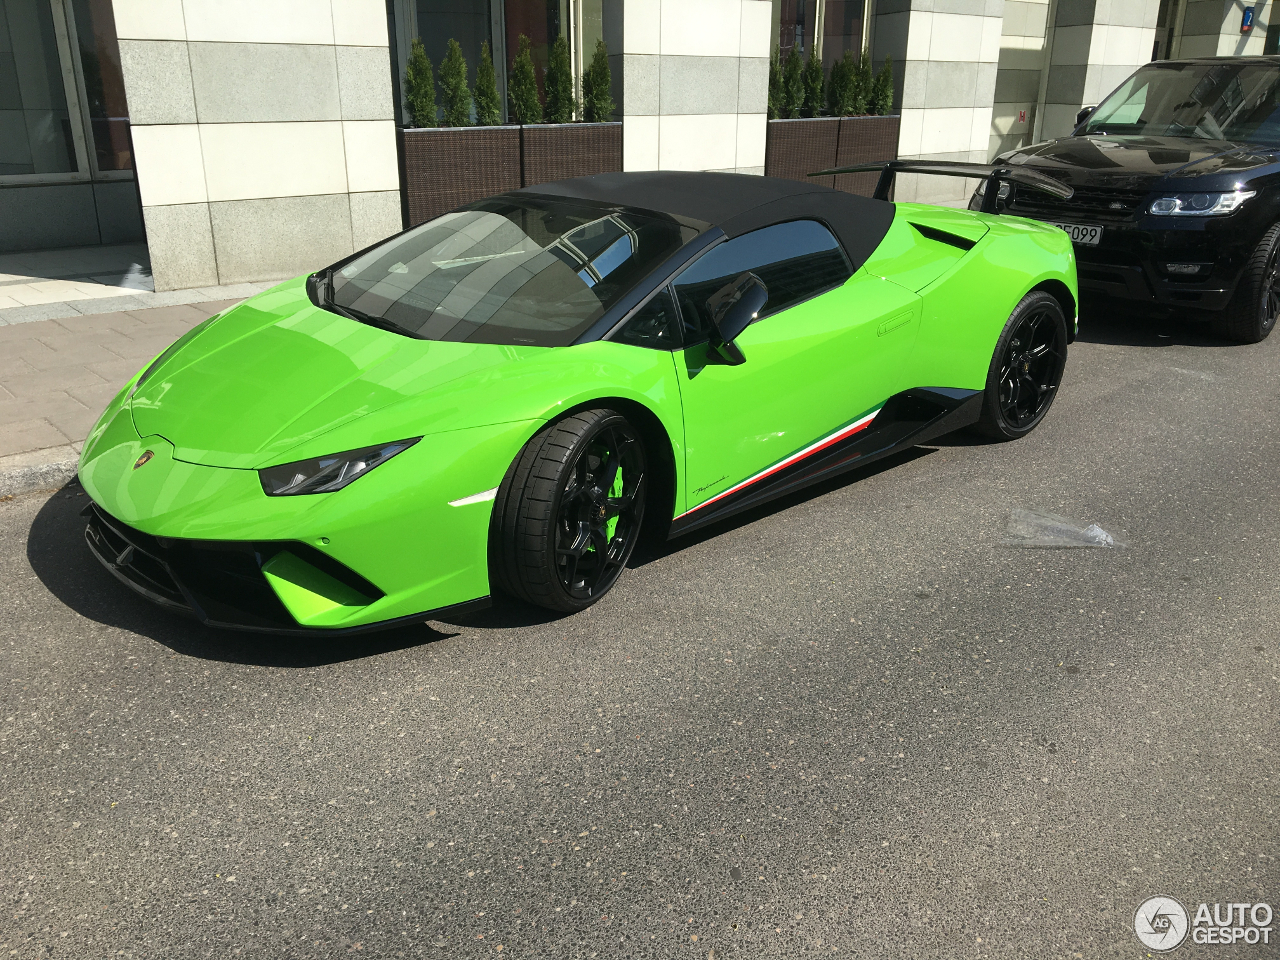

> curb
[0,456,78,499]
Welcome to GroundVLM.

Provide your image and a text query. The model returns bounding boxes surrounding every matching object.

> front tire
[974,290,1068,440]
[490,409,646,612]
[1212,221,1280,344]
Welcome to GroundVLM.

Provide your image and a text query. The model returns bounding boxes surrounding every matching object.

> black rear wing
[808,159,1073,213]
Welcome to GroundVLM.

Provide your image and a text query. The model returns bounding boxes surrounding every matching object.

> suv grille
[1010,185,1151,220]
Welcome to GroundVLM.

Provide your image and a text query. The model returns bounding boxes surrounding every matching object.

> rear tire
[489,409,646,613]
[974,290,1068,440]
[1212,221,1280,344]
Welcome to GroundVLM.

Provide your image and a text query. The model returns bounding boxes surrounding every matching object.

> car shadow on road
[31,443,949,649]
[26,482,457,668]
[1076,303,1233,349]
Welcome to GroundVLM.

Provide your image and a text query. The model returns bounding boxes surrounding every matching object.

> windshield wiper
[316,268,424,339]
[332,301,422,338]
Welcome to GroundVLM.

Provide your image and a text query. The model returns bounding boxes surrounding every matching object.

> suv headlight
[259,439,420,496]
[1149,191,1255,216]
[974,180,1012,199]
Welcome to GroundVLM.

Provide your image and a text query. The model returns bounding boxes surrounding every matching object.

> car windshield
[1080,61,1280,145]
[328,196,696,346]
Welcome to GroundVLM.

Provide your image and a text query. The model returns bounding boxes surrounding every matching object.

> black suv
[972,57,1280,343]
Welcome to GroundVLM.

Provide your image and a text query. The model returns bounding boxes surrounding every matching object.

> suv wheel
[1213,221,1280,344]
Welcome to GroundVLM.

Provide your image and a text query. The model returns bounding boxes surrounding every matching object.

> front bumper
[1069,221,1242,313]
[83,501,488,634]
[77,390,537,632]
[973,196,1259,314]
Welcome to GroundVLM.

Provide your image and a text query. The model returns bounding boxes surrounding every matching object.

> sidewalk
[0,301,232,497]
[0,242,275,326]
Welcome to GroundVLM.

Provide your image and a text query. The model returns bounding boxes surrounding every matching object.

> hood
[130,281,541,469]
[1002,134,1280,189]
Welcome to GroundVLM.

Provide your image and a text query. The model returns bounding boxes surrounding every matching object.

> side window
[671,220,851,343]
[614,287,681,349]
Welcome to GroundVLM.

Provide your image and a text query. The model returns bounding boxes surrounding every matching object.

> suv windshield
[328,196,696,346]
[1081,61,1280,145]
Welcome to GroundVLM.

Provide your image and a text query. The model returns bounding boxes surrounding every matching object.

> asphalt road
[1,311,1277,959]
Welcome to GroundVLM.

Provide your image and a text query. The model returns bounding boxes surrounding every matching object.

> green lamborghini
[78,167,1078,633]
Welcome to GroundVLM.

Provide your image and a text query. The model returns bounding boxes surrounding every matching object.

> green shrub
[870,56,894,115]
[826,52,845,116]
[473,40,501,125]
[768,45,783,120]
[854,51,872,115]
[544,34,576,123]
[404,38,436,128]
[782,47,804,119]
[828,51,862,116]
[439,39,471,127]
[508,35,542,124]
[802,48,825,117]
[581,38,614,122]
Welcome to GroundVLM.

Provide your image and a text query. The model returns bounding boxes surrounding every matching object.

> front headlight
[1149,191,1255,216]
[259,439,420,496]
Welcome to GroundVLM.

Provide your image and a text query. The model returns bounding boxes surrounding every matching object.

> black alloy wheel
[1214,221,1280,344]
[490,409,647,612]
[975,290,1069,440]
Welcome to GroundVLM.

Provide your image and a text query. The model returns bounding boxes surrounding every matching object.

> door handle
[876,310,914,336]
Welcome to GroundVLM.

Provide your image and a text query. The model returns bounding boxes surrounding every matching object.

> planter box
[764,116,900,198]
[400,126,521,227]
[522,122,623,188]
[400,122,622,226]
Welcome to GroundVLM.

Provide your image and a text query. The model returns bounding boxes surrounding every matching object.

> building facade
[1,0,1275,287]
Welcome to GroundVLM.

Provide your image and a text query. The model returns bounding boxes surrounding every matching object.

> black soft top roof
[520,171,896,271]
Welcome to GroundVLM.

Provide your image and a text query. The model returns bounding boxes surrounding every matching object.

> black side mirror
[1075,105,1096,127]
[705,272,768,365]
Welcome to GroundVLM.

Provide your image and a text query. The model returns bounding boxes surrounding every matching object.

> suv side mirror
[1075,105,1096,127]
[705,272,768,365]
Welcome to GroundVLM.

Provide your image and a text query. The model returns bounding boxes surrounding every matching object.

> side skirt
[668,387,982,538]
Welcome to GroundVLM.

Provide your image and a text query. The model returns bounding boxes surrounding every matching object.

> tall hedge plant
[439,39,471,126]
[508,34,542,123]
[768,45,784,119]
[544,34,576,123]
[802,48,824,117]
[404,38,436,127]
[473,40,501,125]
[582,38,613,121]
[870,56,894,115]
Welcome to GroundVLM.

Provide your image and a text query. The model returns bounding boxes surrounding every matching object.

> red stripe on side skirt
[676,407,883,520]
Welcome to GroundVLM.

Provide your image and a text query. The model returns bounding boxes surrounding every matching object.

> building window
[776,0,814,58]
[0,0,78,177]
[820,0,864,69]
[69,0,130,173]
[389,0,609,125]
[0,0,131,183]
[773,0,867,70]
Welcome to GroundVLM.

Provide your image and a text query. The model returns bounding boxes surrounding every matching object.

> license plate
[1046,221,1102,246]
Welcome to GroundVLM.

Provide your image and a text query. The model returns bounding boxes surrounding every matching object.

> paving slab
[0,300,226,497]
